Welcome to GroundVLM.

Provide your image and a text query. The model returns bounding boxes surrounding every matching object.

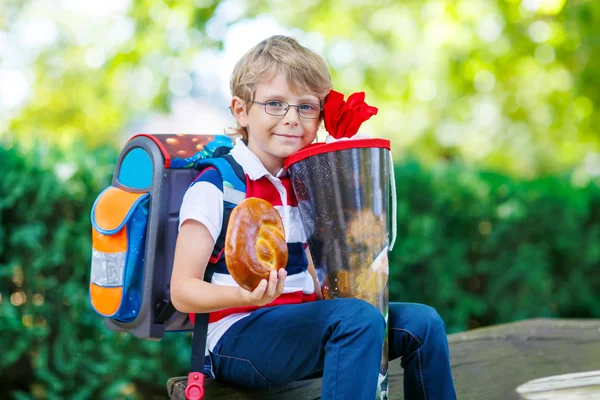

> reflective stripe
[91,249,126,286]
[223,186,245,205]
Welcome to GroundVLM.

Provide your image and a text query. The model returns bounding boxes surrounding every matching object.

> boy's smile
[231,72,321,175]
[273,133,303,141]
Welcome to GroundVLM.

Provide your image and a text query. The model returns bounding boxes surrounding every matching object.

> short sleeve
[178,168,224,242]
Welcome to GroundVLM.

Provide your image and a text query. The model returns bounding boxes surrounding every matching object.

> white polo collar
[229,138,287,180]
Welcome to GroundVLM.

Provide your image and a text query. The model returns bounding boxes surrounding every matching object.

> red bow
[323,90,378,139]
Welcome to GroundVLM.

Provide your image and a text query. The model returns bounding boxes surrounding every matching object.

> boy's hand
[239,269,287,306]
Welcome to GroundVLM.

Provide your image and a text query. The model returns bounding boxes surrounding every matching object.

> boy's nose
[282,107,300,126]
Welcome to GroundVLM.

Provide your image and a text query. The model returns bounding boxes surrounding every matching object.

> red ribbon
[323,90,378,139]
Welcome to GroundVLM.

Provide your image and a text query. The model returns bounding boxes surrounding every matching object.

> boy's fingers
[253,279,267,300]
[275,269,287,295]
[278,268,286,279]
[266,270,277,298]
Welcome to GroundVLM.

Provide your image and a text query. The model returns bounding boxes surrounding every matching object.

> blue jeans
[209,299,457,400]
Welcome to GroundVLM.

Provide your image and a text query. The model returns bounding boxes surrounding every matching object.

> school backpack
[89,133,246,399]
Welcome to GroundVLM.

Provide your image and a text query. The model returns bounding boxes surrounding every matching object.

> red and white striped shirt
[179,138,316,359]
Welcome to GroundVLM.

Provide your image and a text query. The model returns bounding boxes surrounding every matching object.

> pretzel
[225,198,288,291]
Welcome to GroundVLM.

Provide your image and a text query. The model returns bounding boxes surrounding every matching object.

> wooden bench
[168,318,600,399]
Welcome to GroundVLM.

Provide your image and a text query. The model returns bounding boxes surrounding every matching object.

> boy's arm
[170,219,245,313]
[170,219,287,313]
[305,247,324,300]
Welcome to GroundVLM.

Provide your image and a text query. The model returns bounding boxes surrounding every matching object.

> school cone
[285,138,397,400]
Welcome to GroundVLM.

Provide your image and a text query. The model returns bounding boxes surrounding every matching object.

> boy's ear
[230,96,248,128]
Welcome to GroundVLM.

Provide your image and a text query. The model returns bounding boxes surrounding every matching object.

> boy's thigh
[210,298,372,387]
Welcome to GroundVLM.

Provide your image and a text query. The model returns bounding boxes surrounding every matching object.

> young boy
[171,35,457,400]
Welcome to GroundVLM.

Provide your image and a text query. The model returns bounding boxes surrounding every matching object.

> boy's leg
[208,298,385,400]
[388,302,457,400]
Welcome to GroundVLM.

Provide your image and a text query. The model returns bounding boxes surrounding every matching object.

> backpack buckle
[185,372,205,400]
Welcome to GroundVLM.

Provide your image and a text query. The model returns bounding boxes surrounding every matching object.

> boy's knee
[343,299,386,335]
[390,303,447,337]
[418,304,447,336]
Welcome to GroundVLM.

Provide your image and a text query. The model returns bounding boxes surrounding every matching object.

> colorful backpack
[89,133,245,341]
[90,133,251,398]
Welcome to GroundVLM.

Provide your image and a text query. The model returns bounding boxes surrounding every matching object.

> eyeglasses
[248,100,322,119]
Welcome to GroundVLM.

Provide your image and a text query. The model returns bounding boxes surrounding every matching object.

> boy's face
[232,72,320,171]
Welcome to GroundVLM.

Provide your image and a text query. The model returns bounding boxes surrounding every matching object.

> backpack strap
[189,262,215,366]
[186,259,216,399]
[195,154,246,263]
[221,154,246,184]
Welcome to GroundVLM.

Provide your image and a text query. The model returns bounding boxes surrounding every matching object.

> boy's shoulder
[192,166,223,188]
[193,154,247,206]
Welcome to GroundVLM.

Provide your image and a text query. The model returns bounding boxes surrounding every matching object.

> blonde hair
[229,35,332,141]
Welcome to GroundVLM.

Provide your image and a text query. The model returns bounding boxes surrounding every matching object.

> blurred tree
[243,0,600,178]
[2,0,599,176]
[1,0,220,148]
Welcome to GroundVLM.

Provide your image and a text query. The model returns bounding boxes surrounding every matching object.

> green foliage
[0,143,191,399]
[2,143,599,397]
[389,161,600,333]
